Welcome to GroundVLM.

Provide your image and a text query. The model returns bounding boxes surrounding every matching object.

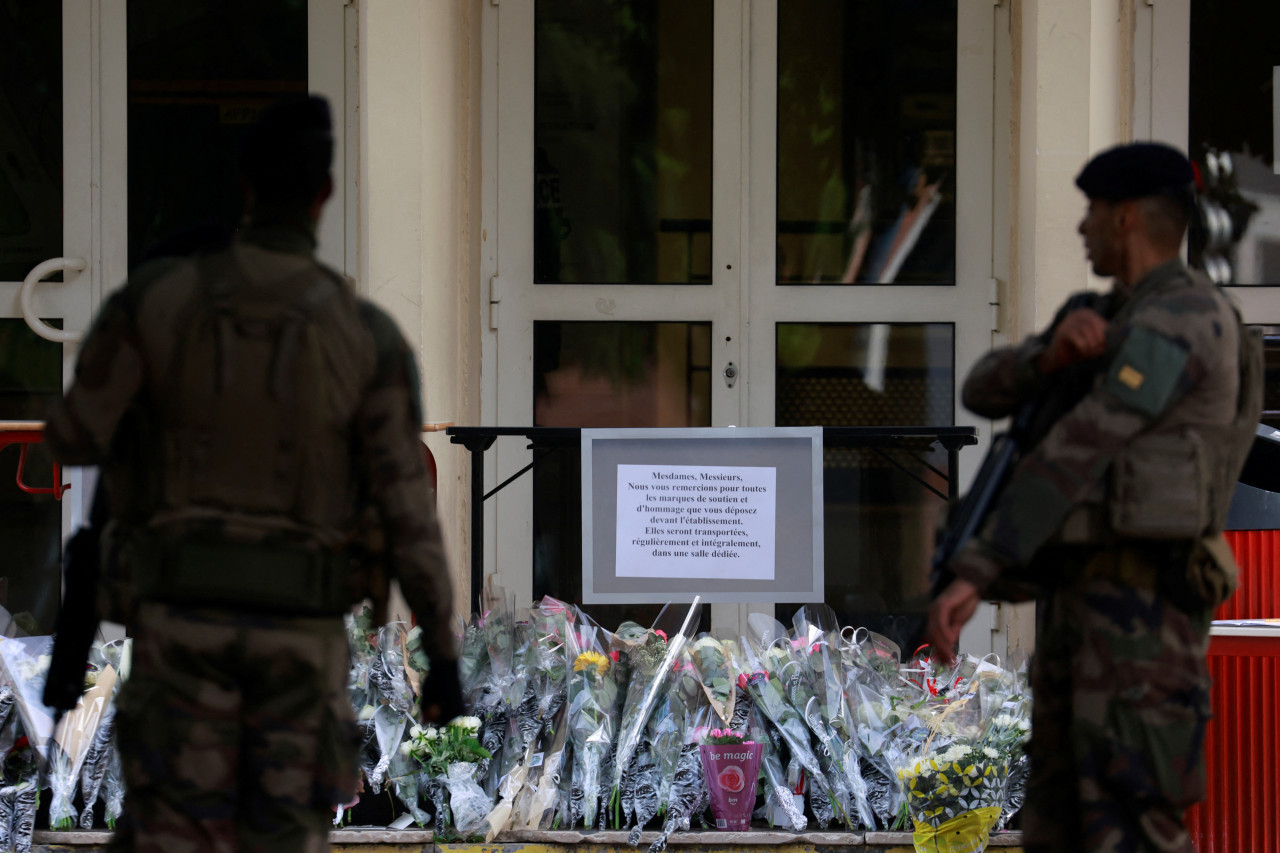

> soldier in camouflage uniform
[926,142,1261,853]
[46,96,464,853]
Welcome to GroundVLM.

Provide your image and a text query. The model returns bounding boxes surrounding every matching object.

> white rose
[451,715,482,732]
[423,726,439,740]
[410,725,424,739]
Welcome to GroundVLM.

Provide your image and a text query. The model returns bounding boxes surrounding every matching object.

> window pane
[775,323,953,650]
[0,3,62,282]
[1189,0,1280,285]
[128,0,308,267]
[534,0,713,284]
[1255,327,1280,429]
[0,320,64,635]
[777,0,957,286]
[533,321,712,629]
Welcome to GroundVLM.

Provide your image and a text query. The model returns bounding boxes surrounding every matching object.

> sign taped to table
[582,427,823,603]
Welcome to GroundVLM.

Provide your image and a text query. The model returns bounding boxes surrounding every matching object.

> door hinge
[488,274,502,331]
[988,277,1001,333]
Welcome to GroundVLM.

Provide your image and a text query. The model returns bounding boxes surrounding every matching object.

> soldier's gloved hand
[419,659,466,725]
[1038,307,1108,373]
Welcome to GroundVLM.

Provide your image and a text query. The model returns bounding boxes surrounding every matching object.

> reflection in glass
[0,4,62,282]
[0,321,64,634]
[777,1,956,285]
[1254,327,1280,430]
[534,0,713,284]
[533,321,712,629]
[128,0,307,268]
[775,323,953,650]
[1190,0,1280,285]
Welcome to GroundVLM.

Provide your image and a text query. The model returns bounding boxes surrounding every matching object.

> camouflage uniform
[46,216,455,853]
[952,258,1260,853]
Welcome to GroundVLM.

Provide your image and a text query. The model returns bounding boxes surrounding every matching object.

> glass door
[487,1,999,639]
[0,0,352,634]
[743,0,996,647]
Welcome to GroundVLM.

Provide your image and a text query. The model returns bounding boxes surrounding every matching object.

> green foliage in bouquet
[403,716,492,779]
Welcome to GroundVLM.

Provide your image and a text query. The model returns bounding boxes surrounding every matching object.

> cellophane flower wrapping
[565,616,621,830]
[508,597,573,832]
[791,606,872,829]
[344,606,380,787]
[78,639,130,829]
[731,632,842,828]
[841,627,906,828]
[648,646,713,853]
[404,715,491,838]
[610,599,701,832]
[0,638,53,764]
[883,654,1028,850]
[48,657,118,828]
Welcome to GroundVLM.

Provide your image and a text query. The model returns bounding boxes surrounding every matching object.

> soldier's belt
[134,535,350,615]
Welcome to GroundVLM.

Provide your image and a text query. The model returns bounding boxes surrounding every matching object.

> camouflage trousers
[1018,543,1213,853]
[109,602,360,853]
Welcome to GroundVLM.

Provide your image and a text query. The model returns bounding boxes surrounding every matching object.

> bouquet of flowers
[648,646,714,853]
[792,605,872,829]
[500,598,573,834]
[732,630,845,828]
[609,599,701,832]
[565,618,621,829]
[77,639,130,829]
[738,675,806,832]
[893,738,1011,845]
[47,653,118,828]
[403,715,492,837]
[688,635,739,730]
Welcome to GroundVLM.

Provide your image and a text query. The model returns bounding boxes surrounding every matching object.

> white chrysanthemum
[982,747,999,759]
[451,715,482,732]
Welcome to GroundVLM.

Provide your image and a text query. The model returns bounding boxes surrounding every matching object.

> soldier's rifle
[929,292,1108,601]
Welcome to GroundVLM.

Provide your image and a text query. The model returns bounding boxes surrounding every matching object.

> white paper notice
[614,464,777,580]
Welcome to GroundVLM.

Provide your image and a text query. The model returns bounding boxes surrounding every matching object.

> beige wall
[359,0,482,629]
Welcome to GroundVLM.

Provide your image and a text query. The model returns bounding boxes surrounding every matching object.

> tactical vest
[134,249,366,614]
[1107,279,1263,540]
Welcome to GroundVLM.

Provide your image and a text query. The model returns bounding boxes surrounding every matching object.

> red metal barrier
[1219,530,1280,620]
[1188,633,1280,853]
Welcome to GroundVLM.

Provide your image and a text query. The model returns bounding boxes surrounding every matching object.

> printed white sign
[614,464,777,580]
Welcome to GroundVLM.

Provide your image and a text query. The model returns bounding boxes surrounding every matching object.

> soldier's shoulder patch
[1103,325,1188,418]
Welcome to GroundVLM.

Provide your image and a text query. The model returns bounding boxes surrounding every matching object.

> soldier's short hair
[239,95,334,207]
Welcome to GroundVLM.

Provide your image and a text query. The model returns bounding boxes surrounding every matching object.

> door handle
[21,257,86,343]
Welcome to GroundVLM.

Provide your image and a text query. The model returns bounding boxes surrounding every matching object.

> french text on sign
[614,464,777,579]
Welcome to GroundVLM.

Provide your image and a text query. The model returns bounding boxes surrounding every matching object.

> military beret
[1075,142,1195,205]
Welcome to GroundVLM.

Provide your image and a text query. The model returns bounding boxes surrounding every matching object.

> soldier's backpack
[159,251,351,529]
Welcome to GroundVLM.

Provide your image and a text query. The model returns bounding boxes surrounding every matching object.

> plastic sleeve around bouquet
[647,701,712,853]
[103,745,125,829]
[0,638,54,765]
[791,608,871,829]
[78,705,116,828]
[445,760,494,836]
[48,662,118,829]
[746,698,806,832]
[730,638,841,825]
[609,599,701,821]
[564,621,621,829]
[368,703,409,794]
